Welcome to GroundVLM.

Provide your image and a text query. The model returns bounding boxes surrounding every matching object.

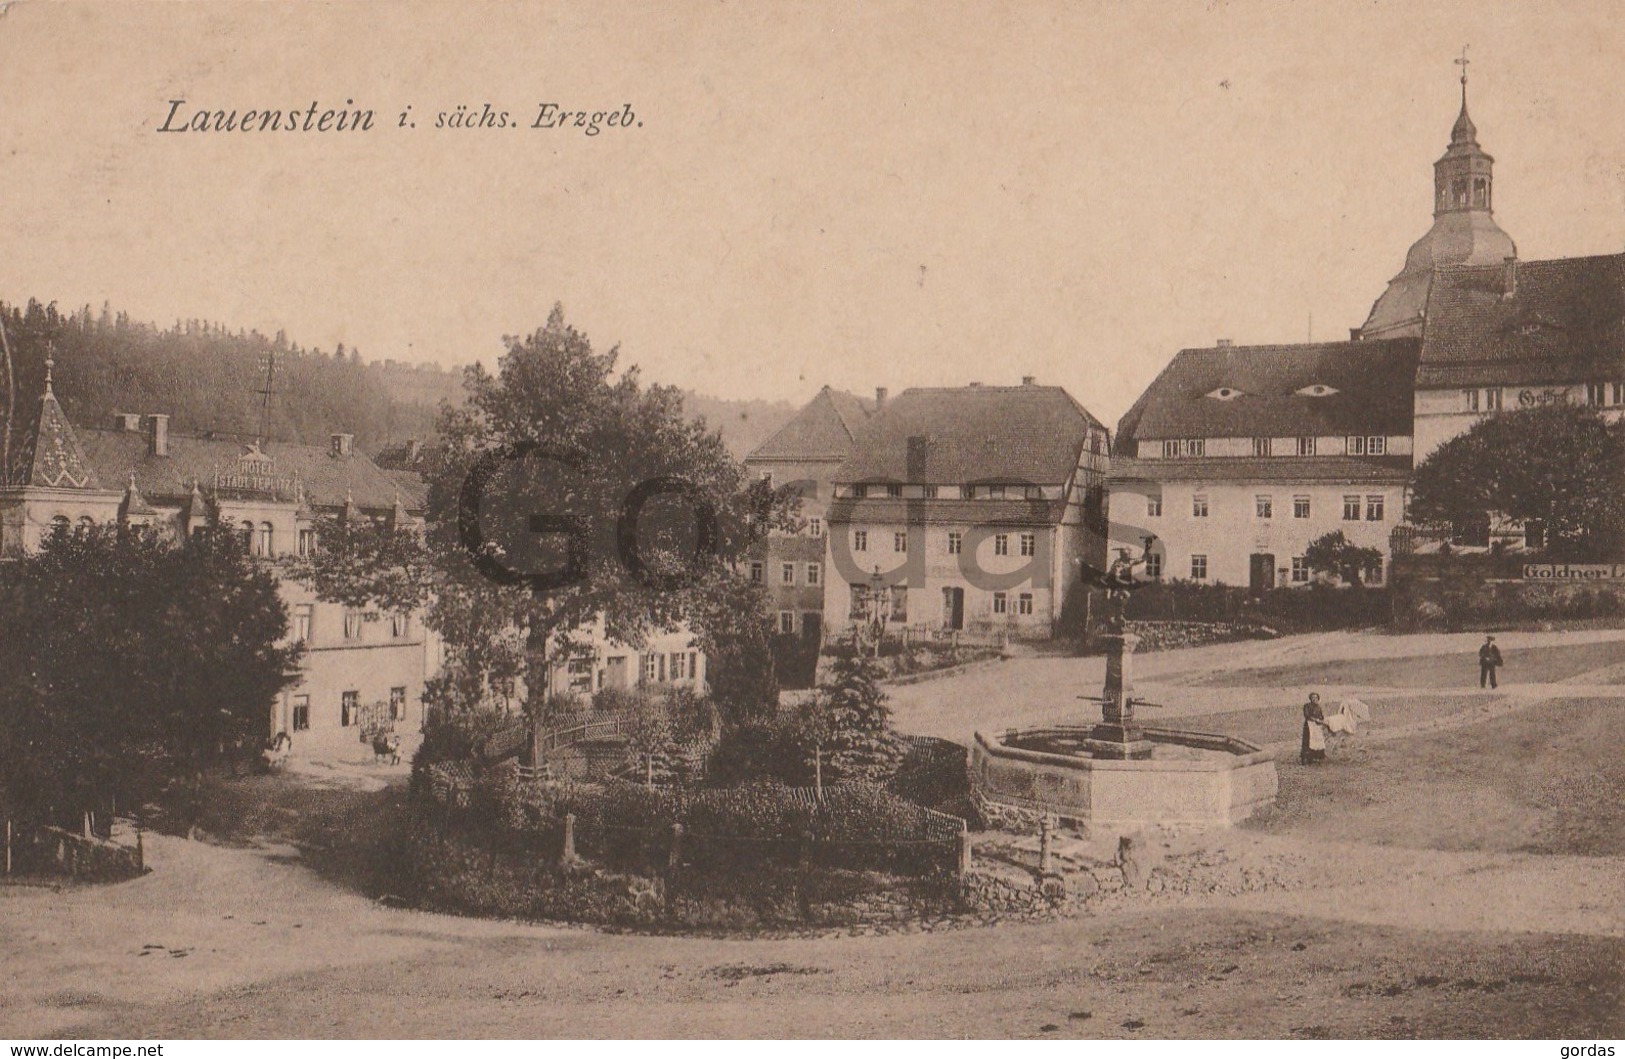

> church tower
[1360,53,1517,339]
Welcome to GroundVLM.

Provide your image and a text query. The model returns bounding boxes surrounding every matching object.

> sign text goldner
[1522,563,1625,581]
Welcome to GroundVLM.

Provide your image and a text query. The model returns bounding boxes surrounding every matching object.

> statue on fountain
[1096,534,1157,631]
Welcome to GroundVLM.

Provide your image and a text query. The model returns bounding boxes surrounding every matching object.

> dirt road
[3,629,1622,1039]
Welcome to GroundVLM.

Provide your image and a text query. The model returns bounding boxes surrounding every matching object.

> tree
[788,692,834,798]
[622,692,676,787]
[1409,404,1625,557]
[1303,530,1385,586]
[295,305,794,732]
[819,643,903,785]
[0,527,302,836]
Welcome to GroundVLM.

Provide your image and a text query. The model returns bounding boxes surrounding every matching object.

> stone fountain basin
[971,725,1279,830]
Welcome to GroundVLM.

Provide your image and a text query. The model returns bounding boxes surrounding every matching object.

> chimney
[112,412,142,432]
[874,386,888,411]
[1349,328,1362,341]
[146,414,169,458]
[967,381,982,388]
[906,435,929,481]
[404,438,421,461]
[331,433,355,458]
[1021,375,1036,386]
[1215,339,1233,348]
[1502,255,1519,298]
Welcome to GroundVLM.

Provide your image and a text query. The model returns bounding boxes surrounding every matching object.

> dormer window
[1205,387,1245,401]
[1296,384,1338,398]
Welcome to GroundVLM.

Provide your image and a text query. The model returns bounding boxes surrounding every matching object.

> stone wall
[1393,554,1625,628]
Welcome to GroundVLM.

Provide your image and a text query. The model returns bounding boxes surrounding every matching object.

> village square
[1,4,1622,1044]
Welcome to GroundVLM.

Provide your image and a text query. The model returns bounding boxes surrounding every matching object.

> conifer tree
[819,643,903,785]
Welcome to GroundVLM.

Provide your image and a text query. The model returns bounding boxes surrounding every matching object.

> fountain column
[1088,630,1154,759]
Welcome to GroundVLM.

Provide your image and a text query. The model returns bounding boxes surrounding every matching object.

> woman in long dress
[1300,693,1327,765]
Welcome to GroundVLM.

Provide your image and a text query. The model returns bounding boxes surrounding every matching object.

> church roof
[1114,339,1420,448]
[6,364,105,491]
[76,428,426,512]
[1416,253,1625,387]
[746,386,873,462]
[833,385,1104,486]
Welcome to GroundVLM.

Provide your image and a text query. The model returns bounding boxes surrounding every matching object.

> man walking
[1479,634,1504,689]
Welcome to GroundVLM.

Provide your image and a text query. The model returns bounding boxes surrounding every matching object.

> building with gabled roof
[823,378,1110,642]
[0,377,439,757]
[742,385,876,650]
[1111,340,1419,590]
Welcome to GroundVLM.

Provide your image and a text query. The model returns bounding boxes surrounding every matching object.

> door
[1249,553,1276,594]
[604,655,628,691]
[942,586,965,630]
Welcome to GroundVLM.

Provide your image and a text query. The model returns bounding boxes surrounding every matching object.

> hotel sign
[1522,563,1625,581]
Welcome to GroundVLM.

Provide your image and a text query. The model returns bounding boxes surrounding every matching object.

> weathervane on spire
[1455,44,1471,97]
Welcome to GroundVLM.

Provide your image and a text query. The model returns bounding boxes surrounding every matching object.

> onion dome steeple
[1360,49,1517,339]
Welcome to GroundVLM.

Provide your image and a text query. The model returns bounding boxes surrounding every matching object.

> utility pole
[255,351,278,446]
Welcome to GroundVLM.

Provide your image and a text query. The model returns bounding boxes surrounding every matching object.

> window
[670,651,689,680]
[1614,382,1625,406]
[1347,436,1365,455]
[853,530,867,552]
[1587,382,1607,407]
[894,531,907,553]
[298,528,317,556]
[291,695,310,732]
[642,654,660,683]
[805,562,820,586]
[885,483,903,498]
[778,611,795,635]
[258,522,274,557]
[1019,532,1036,557]
[758,471,773,489]
[49,516,70,539]
[1485,388,1502,411]
[1146,494,1162,518]
[749,560,764,583]
[1368,436,1386,455]
[342,609,363,640]
[1343,495,1361,521]
[1296,437,1317,456]
[293,605,313,643]
[1291,557,1309,584]
[992,591,1007,615]
[1252,437,1271,457]
[921,485,939,499]
[341,691,359,728]
[1161,438,1204,458]
[890,587,908,622]
[848,584,869,619]
[1144,552,1162,580]
[1023,485,1044,500]
[77,516,95,535]
[1365,559,1385,585]
[1192,495,1209,518]
[947,531,963,555]
[781,562,796,585]
[1293,495,1311,519]
[807,517,822,537]
[391,612,410,638]
[1256,495,1273,519]
[1190,554,1208,580]
[852,484,868,499]
[1016,593,1034,616]
[241,520,254,552]
[1463,388,1481,413]
[1366,495,1386,522]
[389,686,407,720]
[994,533,1009,556]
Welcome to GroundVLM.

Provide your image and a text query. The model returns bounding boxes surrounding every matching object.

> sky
[3,0,1624,427]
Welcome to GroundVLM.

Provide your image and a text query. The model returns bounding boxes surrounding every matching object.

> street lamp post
[868,566,888,658]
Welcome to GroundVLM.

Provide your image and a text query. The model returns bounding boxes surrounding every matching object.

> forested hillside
[0,299,797,463]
